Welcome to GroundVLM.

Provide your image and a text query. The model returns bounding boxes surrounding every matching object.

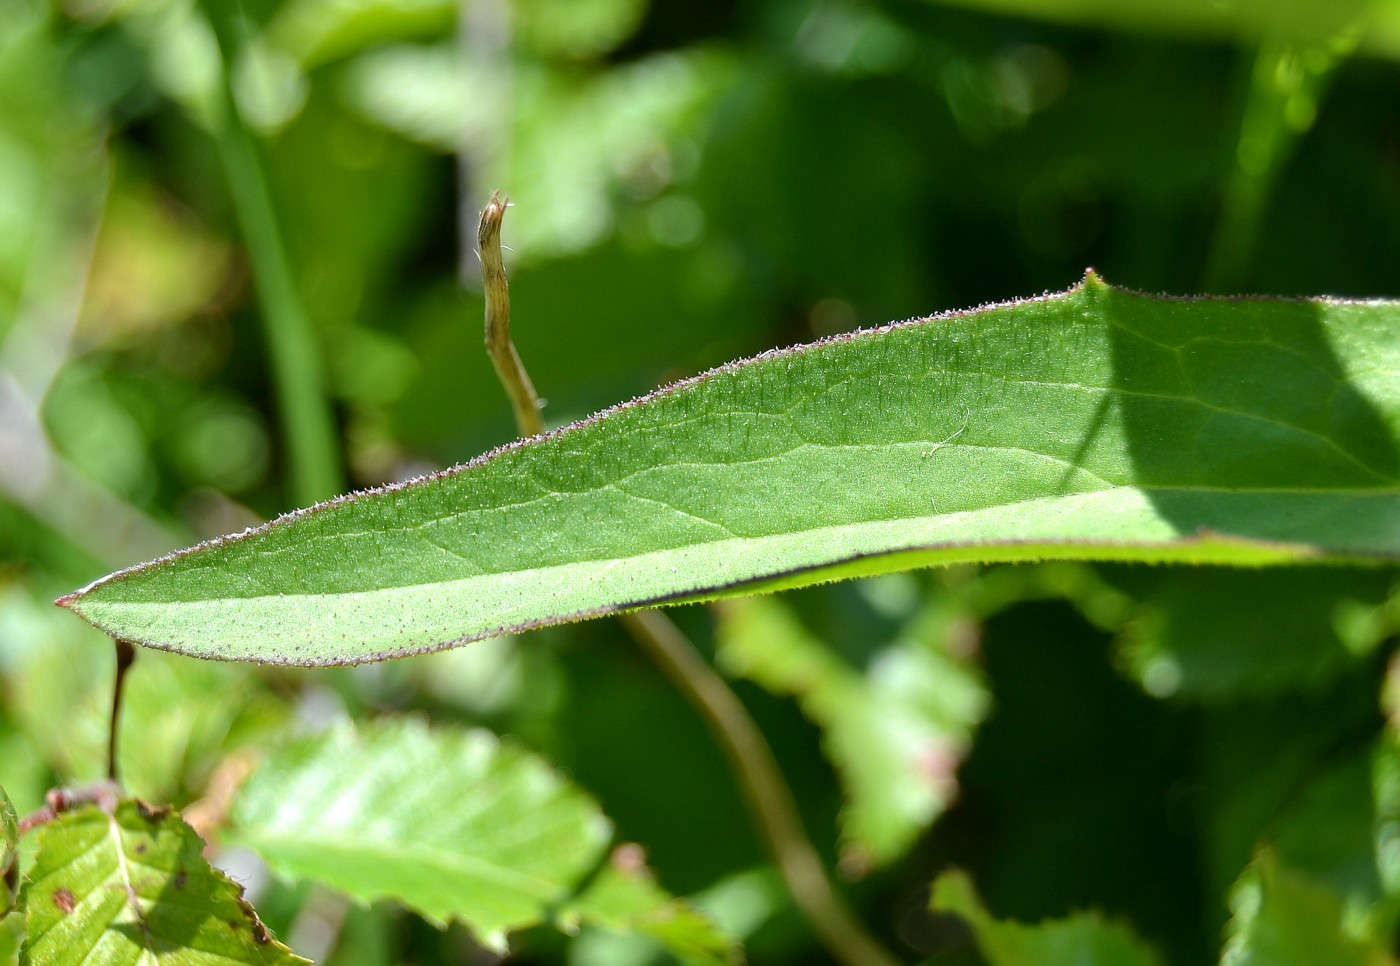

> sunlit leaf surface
[20,801,304,966]
[59,276,1400,665]
[226,718,611,950]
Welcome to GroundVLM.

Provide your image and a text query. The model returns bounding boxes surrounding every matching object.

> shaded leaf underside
[60,275,1400,665]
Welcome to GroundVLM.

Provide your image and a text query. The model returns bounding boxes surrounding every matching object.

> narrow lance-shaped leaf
[59,275,1400,665]
[20,800,305,966]
[225,718,612,951]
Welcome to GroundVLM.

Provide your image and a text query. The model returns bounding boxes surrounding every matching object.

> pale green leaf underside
[60,276,1400,665]
[227,718,611,948]
[20,801,304,966]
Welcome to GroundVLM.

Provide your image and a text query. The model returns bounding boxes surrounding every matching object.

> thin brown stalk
[475,198,902,966]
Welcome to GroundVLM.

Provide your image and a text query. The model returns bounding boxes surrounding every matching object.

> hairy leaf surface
[226,718,611,950]
[20,801,304,966]
[60,276,1400,665]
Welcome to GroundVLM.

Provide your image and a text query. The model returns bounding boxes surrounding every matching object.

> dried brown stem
[478,193,544,438]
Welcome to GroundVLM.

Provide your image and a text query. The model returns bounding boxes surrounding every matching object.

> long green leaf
[226,718,611,950]
[20,800,305,966]
[59,275,1400,665]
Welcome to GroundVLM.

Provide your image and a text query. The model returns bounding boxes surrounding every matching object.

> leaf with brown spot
[20,800,307,966]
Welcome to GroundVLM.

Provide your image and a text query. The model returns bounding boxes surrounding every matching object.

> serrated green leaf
[559,846,740,966]
[59,276,1400,666]
[931,869,1162,966]
[1222,852,1395,966]
[715,594,986,868]
[226,718,611,949]
[20,800,305,966]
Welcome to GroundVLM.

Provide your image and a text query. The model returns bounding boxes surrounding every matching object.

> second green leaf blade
[59,275,1400,665]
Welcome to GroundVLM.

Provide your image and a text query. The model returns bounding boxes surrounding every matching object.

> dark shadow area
[1104,286,1399,550]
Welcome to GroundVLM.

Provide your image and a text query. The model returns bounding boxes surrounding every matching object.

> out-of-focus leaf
[559,845,740,966]
[268,0,453,68]
[345,47,733,257]
[715,593,987,869]
[1115,568,1397,701]
[930,869,1162,965]
[514,0,648,58]
[1,785,15,914]
[59,277,1400,666]
[226,718,611,951]
[1268,747,1384,918]
[20,800,305,966]
[1221,852,1395,965]
[0,787,16,873]
[923,0,1400,58]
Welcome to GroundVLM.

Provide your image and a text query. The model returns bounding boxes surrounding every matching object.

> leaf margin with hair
[58,274,1400,666]
[20,800,305,966]
[224,716,612,951]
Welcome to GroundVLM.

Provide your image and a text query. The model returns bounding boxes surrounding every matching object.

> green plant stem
[475,198,902,966]
[108,639,136,783]
[202,1,343,506]
[618,610,902,966]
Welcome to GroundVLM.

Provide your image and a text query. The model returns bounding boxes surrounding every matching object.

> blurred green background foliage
[2,0,1399,962]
